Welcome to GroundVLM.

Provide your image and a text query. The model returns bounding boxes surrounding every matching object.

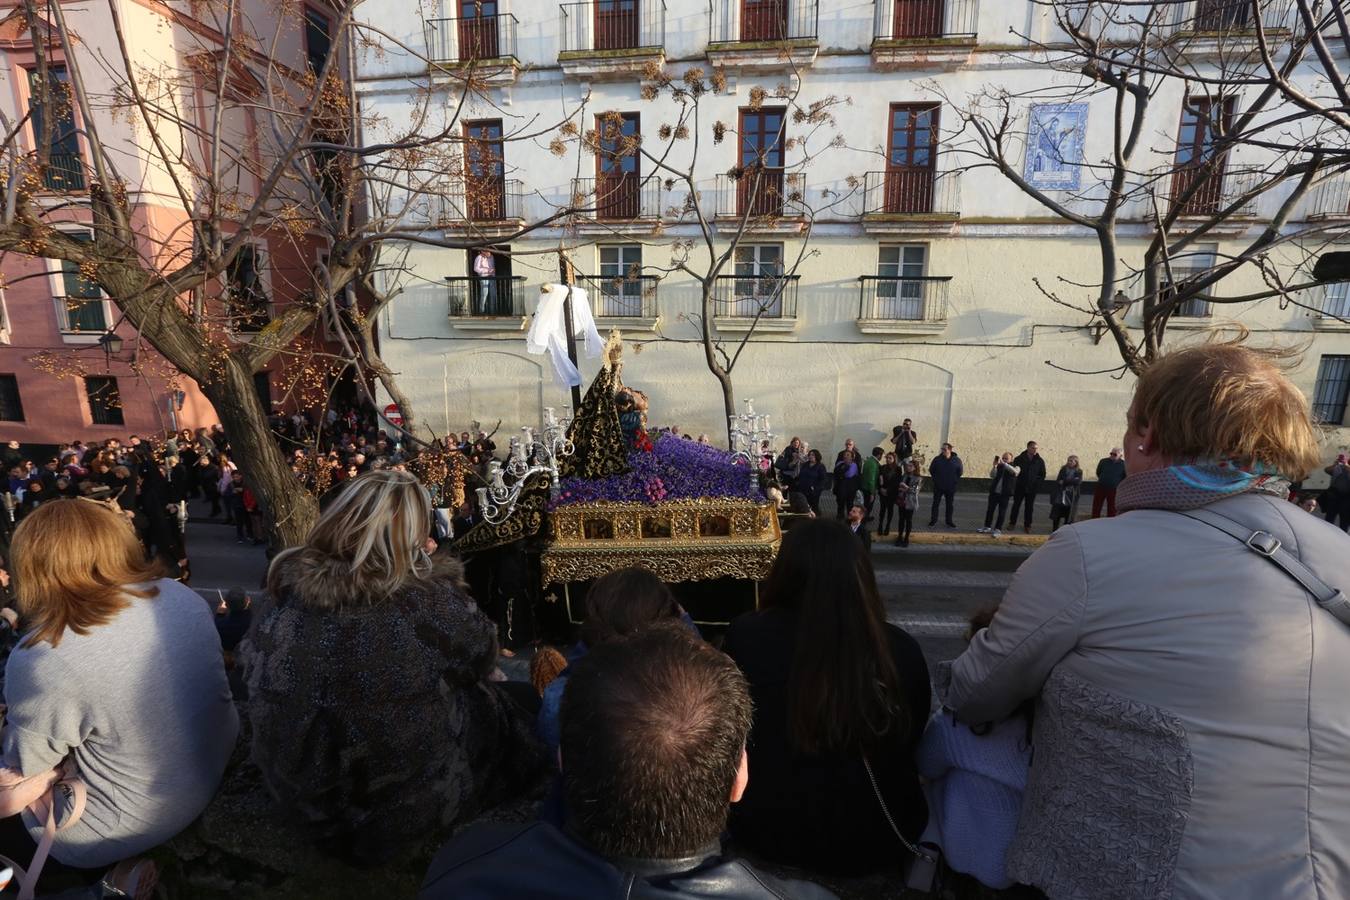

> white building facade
[354,0,1350,476]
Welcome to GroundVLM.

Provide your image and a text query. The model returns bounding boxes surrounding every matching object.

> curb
[878,532,1049,548]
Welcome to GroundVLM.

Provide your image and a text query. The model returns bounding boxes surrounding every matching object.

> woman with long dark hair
[723,518,930,875]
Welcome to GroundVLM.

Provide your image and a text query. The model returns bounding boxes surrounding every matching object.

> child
[917,609,1033,890]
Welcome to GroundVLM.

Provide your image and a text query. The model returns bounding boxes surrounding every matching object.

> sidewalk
[818,491,1063,547]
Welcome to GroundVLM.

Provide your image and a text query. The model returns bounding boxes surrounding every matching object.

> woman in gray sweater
[1,498,238,888]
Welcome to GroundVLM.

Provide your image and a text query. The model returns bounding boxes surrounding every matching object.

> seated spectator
[244,469,545,866]
[214,588,252,652]
[945,342,1350,898]
[420,625,837,900]
[724,518,930,875]
[0,499,237,893]
[537,566,690,758]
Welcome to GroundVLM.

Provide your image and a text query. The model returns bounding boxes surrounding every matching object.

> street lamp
[98,331,124,366]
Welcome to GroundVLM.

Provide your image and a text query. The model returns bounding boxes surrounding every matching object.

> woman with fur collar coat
[243,471,546,865]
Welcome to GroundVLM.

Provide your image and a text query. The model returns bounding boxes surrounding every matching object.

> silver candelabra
[728,398,776,490]
[475,406,575,524]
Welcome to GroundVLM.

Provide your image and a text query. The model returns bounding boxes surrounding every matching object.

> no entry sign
[383,403,403,426]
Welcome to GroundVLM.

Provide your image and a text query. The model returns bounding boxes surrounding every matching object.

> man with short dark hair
[419,626,836,900]
[1008,440,1047,534]
[928,442,962,527]
[847,501,872,552]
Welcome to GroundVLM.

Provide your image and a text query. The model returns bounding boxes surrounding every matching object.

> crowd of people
[0,343,1346,899]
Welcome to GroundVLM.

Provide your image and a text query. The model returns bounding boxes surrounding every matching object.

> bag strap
[861,756,937,865]
[0,766,87,900]
[1176,507,1350,627]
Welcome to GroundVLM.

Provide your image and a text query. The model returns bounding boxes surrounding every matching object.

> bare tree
[0,0,583,542]
[941,0,1350,377]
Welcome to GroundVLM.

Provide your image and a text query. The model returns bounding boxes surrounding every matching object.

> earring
[1137,445,1145,452]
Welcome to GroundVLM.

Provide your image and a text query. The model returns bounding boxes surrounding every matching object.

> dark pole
[560,254,583,410]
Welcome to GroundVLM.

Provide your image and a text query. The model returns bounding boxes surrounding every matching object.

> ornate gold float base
[541,498,781,585]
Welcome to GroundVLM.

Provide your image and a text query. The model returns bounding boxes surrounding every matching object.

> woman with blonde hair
[0,498,237,892]
[245,469,544,865]
[945,342,1350,899]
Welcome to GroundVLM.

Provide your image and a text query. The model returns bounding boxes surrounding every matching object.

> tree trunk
[720,375,737,450]
[205,357,319,548]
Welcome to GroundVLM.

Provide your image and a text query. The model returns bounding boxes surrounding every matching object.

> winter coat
[944,493,1350,900]
[1011,452,1046,493]
[898,473,922,512]
[796,462,827,505]
[1095,457,1127,490]
[1050,466,1083,517]
[244,552,546,865]
[988,461,1019,497]
[929,454,963,493]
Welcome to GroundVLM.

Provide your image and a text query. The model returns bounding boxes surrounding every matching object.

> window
[52,232,106,333]
[226,245,271,331]
[595,112,640,219]
[253,371,273,411]
[597,245,643,316]
[876,245,927,319]
[0,376,24,421]
[1174,97,1234,215]
[1312,355,1350,425]
[731,244,784,317]
[1323,281,1350,320]
[464,119,505,220]
[737,108,785,216]
[885,103,939,214]
[893,0,944,39]
[304,7,332,74]
[1161,242,1217,318]
[85,376,124,426]
[26,66,84,192]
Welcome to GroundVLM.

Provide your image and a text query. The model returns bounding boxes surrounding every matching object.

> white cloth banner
[526,283,604,389]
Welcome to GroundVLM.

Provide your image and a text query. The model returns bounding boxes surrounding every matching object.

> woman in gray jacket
[945,343,1350,900]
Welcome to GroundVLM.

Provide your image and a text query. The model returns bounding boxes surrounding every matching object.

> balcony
[871,0,978,69]
[559,1,665,78]
[706,0,819,70]
[1167,166,1258,232]
[711,273,799,332]
[857,275,950,335]
[446,275,528,331]
[861,169,960,234]
[41,152,85,193]
[1313,282,1350,331]
[1306,172,1350,222]
[433,178,527,236]
[425,14,519,85]
[713,170,807,233]
[571,176,663,231]
[1160,0,1291,57]
[577,274,660,328]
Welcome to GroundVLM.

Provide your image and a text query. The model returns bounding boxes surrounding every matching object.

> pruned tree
[941,0,1350,377]
[0,0,583,543]
[554,62,854,446]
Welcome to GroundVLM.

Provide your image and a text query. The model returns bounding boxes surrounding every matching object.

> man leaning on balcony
[474,248,496,315]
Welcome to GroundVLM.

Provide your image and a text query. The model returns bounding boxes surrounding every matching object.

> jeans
[478,277,496,315]
[878,498,896,533]
[896,508,914,543]
[929,489,955,525]
[984,493,1010,530]
[1009,487,1037,527]
[1092,487,1118,518]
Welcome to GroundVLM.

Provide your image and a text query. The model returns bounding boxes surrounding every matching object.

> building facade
[355,0,1350,478]
[0,0,348,446]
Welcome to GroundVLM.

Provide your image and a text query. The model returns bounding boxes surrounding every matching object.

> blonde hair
[12,499,163,648]
[268,469,432,602]
[1130,340,1322,480]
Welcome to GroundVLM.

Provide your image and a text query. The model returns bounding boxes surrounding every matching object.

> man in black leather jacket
[419,625,837,900]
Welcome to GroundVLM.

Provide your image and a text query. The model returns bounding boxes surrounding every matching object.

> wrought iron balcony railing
[1307,172,1350,220]
[571,176,662,220]
[446,275,526,317]
[714,170,806,219]
[711,273,799,319]
[1163,0,1291,36]
[560,0,665,53]
[873,0,978,41]
[577,274,659,318]
[426,13,518,64]
[857,275,950,323]
[1168,165,1258,218]
[41,152,85,192]
[861,169,961,217]
[709,0,818,43]
[437,178,526,223]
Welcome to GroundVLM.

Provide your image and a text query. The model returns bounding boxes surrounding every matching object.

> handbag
[861,756,944,894]
[0,711,88,900]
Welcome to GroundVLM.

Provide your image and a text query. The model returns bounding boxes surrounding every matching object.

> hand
[424,537,439,555]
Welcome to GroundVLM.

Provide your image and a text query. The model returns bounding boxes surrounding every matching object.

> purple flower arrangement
[552,433,764,508]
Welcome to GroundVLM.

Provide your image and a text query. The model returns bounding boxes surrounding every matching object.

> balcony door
[877,245,926,320]
[458,0,500,60]
[738,108,785,217]
[733,244,783,317]
[596,112,640,220]
[27,66,84,192]
[595,0,639,50]
[1173,97,1232,216]
[1195,0,1250,31]
[741,0,787,42]
[464,119,504,220]
[885,104,939,214]
[893,0,944,39]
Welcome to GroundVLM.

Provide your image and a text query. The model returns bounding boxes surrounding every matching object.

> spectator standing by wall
[877,453,900,537]
[861,447,882,517]
[1092,447,1127,518]
[797,449,827,516]
[832,442,861,521]
[473,248,496,314]
[894,460,922,547]
[978,453,1019,537]
[1007,441,1046,534]
[928,444,962,528]
[1049,455,1084,532]
[891,419,917,463]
